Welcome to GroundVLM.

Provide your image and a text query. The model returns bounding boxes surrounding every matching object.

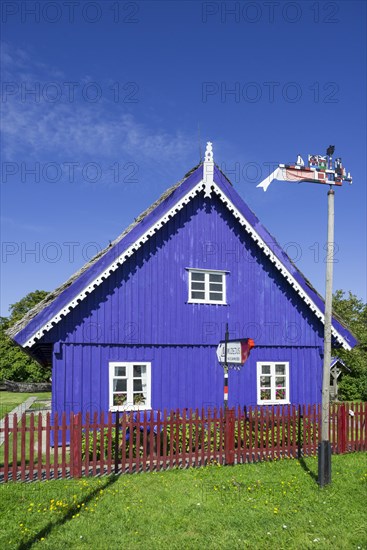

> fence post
[72,413,82,478]
[114,409,120,474]
[338,403,346,454]
[297,405,302,458]
[225,408,235,465]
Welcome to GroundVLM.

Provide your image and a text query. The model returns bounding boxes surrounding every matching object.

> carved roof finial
[205,141,213,163]
[203,141,214,197]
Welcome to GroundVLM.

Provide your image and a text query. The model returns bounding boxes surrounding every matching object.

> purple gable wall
[43,193,324,348]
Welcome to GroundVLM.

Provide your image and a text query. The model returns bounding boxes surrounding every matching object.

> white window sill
[187,300,227,305]
[110,405,151,412]
[257,401,290,406]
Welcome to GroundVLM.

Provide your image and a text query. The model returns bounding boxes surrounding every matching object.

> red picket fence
[0,402,366,482]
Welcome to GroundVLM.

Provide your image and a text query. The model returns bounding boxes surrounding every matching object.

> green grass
[29,403,50,411]
[0,393,51,420]
[0,453,366,549]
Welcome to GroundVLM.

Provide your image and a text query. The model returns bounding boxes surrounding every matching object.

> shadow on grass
[17,474,120,550]
[298,456,318,483]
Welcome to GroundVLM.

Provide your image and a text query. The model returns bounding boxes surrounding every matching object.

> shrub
[80,410,320,462]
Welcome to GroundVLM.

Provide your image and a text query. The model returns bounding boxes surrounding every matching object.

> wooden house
[8,143,357,418]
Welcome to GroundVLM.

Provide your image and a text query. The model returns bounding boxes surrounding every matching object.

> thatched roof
[6,163,202,340]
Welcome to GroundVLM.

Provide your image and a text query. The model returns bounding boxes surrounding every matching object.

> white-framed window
[187,268,227,304]
[109,362,151,411]
[257,362,290,405]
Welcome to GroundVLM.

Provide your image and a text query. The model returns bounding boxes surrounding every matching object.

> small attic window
[187,269,227,305]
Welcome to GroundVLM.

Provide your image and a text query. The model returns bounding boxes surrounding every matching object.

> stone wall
[4,380,51,393]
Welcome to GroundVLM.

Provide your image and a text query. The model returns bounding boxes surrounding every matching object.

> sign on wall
[216,339,255,365]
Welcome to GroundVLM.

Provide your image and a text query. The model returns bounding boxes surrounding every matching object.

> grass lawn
[0,393,52,420]
[29,402,50,411]
[0,453,366,549]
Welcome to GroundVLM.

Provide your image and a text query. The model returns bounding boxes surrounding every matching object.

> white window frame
[256,362,290,405]
[187,268,227,305]
[109,362,151,412]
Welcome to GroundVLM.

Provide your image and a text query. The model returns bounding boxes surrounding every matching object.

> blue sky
[1,0,366,316]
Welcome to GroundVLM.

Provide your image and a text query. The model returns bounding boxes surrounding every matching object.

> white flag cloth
[257,167,285,192]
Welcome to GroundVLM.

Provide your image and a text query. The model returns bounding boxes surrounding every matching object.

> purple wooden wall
[52,343,322,416]
[46,193,325,415]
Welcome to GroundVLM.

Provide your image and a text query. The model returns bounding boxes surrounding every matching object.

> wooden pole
[318,186,334,486]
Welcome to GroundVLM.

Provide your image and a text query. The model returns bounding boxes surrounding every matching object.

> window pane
[191,272,205,281]
[114,379,127,392]
[133,393,146,405]
[113,393,127,406]
[210,292,223,301]
[134,379,143,391]
[262,365,271,374]
[276,388,286,400]
[209,283,222,292]
[260,389,271,400]
[209,273,222,283]
[275,364,285,375]
[192,291,205,299]
[133,365,145,377]
[260,376,271,388]
[192,282,205,290]
[275,376,285,387]
[115,366,126,377]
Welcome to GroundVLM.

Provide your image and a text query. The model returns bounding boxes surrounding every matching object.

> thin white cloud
[1,42,193,167]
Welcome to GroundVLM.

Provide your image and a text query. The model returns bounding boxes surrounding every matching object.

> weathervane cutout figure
[257,146,352,191]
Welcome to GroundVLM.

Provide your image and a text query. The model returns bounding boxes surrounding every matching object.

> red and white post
[223,324,229,411]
